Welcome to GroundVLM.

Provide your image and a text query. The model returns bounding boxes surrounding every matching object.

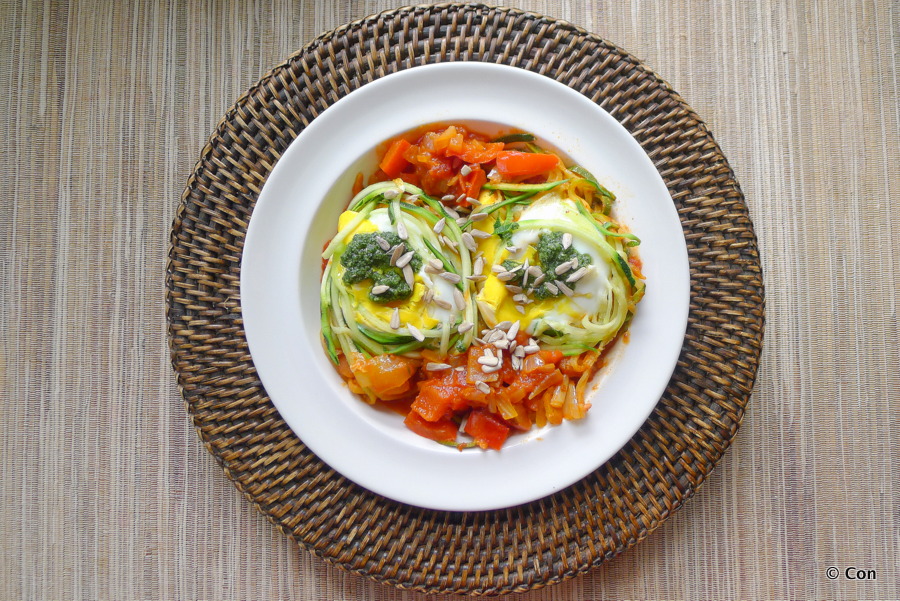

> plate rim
[239,61,691,511]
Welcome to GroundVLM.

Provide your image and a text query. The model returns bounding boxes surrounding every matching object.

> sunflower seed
[407,324,425,341]
[555,280,574,296]
[473,256,484,275]
[440,235,458,250]
[511,356,522,370]
[453,288,465,310]
[390,308,401,330]
[484,348,495,359]
[493,339,509,350]
[461,232,477,252]
[371,285,390,295]
[544,282,559,295]
[456,194,467,204]
[492,264,507,273]
[459,164,472,176]
[396,251,415,268]
[497,271,515,282]
[457,321,474,334]
[531,274,546,287]
[566,266,588,283]
[439,272,461,283]
[406,194,419,202]
[505,246,519,254]
[423,289,434,304]
[466,275,487,282]
[466,196,480,205]
[470,229,491,239]
[496,349,504,362]
[554,260,573,275]
[444,206,460,219]
[433,217,446,234]
[523,344,540,354]
[383,188,399,199]
[375,235,391,251]
[527,265,542,277]
[508,340,518,354]
[428,258,443,270]
[508,263,524,273]
[456,217,468,227]
[402,264,414,287]
[390,243,405,265]
[506,321,521,340]
[571,257,579,270]
[469,212,489,222]
[496,321,513,330]
[475,381,491,394]
[477,356,500,367]
[512,293,530,304]
[397,220,408,240]
[562,232,573,249]
[481,364,502,374]
[514,346,526,358]
[515,305,526,314]
[441,194,456,202]
[521,270,529,288]
[426,362,451,371]
[432,298,453,310]
[487,168,499,179]
[505,284,523,294]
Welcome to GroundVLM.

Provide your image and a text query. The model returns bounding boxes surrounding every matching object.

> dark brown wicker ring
[167,3,764,596]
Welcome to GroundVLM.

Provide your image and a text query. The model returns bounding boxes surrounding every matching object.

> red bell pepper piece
[404,411,458,443]
[495,150,559,177]
[464,409,511,450]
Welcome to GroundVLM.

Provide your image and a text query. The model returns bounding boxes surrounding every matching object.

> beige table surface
[2,1,898,599]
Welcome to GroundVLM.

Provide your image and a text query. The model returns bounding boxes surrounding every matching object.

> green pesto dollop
[502,231,591,300]
[340,232,423,303]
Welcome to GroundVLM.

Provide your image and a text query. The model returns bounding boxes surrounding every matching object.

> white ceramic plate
[241,63,689,511]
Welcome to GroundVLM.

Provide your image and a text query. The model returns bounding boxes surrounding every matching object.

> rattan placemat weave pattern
[166,3,763,595]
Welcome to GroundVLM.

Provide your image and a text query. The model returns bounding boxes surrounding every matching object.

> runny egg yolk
[335,210,440,331]
[477,259,585,327]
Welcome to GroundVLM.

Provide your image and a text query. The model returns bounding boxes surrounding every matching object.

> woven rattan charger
[167,4,764,595]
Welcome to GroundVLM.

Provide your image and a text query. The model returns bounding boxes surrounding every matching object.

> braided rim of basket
[166,3,764,596]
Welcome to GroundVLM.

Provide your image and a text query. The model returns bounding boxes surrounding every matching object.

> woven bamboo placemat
[166,3,763,595]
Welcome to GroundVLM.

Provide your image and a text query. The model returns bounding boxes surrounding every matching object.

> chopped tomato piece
[461,165,487,199]
[454,141,504,164]
[495,150,559,177]
[404,411,458,443]
[379,139,411,178]
[464,409,511,450]
[412,382,456,422]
